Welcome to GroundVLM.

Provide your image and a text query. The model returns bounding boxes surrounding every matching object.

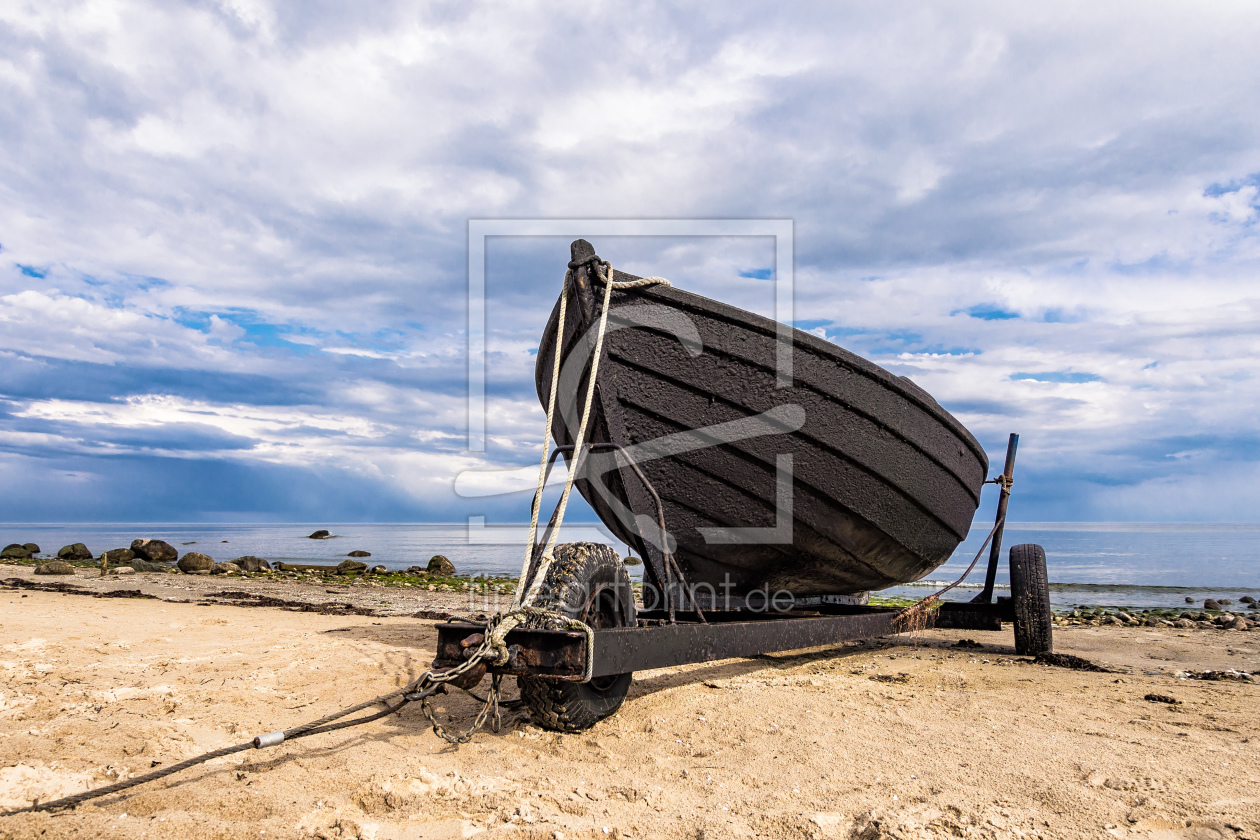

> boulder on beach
[337,559,369,573]
[130,559,171,573]
[348,550,371,557]
[369,565,387,574]
[58,543,92,561]
[427,555,456,575]
[177,552,215,573]
[308,529,331,539]
[131,538,178,563]
[110,566,136,575]
[1241,596,1256,604]
[101,548,135,565]
[211,562,243,575]
[1,544,31,559]
[405,566,428,576]
[34,560,74,575]
[1204,599,1222,611]
[231,556,271,572]
[22,543,39,554]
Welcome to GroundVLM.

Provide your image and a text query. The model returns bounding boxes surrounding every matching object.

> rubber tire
[1010,543,1053,655]
[519,542,636,732]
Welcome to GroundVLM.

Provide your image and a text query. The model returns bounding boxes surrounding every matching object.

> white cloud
[2,1,1260,521]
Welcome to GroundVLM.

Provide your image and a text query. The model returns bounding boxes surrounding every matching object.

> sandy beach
[1,566,1257,840]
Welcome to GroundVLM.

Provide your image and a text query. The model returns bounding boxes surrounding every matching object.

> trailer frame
[432,597,1018,681]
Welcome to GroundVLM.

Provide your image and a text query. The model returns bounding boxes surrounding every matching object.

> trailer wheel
[519,542,636,732]
[1010,543,1053,655]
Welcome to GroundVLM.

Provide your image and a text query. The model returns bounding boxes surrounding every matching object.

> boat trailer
[437,433,1050,686]
[433,595,1028,682]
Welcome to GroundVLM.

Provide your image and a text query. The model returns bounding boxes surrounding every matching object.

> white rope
[517,262,671,607]
[519,264,614,604]
[403,263,669,738]
[443,259,673,688]
[514,271,570,608]
[603,275,671,289]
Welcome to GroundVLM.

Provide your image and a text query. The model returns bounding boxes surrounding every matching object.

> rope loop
[986,474,1014,492]
[567,253,602,270]
[590,260,672,291]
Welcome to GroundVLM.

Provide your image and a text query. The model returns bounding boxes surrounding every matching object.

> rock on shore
[427,555,456,575]
[177,552,215,573]
[131,538,178,563]
[34,560,74,575]
[58,543,93,560]
[1,544,32,559]
[101,548,135,565]
[231,556,271,572]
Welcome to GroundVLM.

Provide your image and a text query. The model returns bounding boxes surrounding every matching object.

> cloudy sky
[2,1,1259,524]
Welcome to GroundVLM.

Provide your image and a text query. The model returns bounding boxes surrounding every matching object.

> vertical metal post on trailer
[973,432,1019,605]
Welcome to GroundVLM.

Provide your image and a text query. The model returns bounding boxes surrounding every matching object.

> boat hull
[536,247,989,596]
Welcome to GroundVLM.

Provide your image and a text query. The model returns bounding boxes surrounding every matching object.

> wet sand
[0,567,1257,840]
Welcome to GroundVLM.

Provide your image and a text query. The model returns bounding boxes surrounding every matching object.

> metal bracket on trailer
[934,598,1015,631]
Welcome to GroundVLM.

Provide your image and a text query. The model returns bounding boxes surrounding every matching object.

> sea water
[4,521,1257,611]
[881,522,1260,611]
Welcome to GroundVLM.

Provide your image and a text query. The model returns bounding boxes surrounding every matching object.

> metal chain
[421,674,506,744]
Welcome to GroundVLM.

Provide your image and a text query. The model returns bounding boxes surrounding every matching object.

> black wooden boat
[536,240,988,603]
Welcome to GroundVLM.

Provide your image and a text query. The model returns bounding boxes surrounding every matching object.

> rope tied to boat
[421,258,671,743]
[517,259,671,609]
[893,513,1007,635]
[986,474,1014,492]
[420,257,669,744]
[591,262,672,291]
